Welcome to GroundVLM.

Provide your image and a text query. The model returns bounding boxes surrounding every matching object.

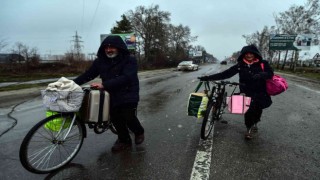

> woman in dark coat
[74,35,144,152]
[199,44,274,139]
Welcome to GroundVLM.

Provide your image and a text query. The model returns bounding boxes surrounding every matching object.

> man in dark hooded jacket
[74,35,144,152]
[199,44,273,140]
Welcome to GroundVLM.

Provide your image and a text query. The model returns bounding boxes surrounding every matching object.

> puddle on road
[142,90,169,114]
[140,87,183,114]
[144,73,179,86]
[146,78,165,86]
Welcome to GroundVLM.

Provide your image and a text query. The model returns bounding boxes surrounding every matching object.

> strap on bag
[98,90,105,123]
[242,95,245,113]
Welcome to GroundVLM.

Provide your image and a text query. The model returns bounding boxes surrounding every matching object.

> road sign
[313,53,320,64]
[269,34,298,50]
[193,51,203,57]
[100,33,136,50]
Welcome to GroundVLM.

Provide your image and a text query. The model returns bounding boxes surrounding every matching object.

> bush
[0,60,92,81]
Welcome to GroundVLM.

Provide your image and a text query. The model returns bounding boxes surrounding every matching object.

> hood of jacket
[97,35,130,59]
[237,44,263,62]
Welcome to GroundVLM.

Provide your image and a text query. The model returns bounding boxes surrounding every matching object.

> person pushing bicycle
[74,35,145,152]
[199,44,274,140]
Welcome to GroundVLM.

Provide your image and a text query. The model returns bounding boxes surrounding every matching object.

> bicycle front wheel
[201,102,216,140]
[19,113,84,174]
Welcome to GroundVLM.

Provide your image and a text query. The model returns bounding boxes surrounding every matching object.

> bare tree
[167,24,197,63]
[11,42,40,67]
[127,5,171,65]
[274,0,320,71]
[11,42,24,63]
[242,26,277,63]
[0,39,8,52]
[275,0,320,34]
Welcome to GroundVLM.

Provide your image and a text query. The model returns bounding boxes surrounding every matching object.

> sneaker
[135,133,145,145]
[251,124,258,133]
[111,140,132,152]
[244,128,253,140]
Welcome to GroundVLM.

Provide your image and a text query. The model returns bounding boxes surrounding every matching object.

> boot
[111,139,132,152]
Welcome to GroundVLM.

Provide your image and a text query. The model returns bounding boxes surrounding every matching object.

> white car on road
[177,61,199,71]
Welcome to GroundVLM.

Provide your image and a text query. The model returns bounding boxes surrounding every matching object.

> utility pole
[71,31,83,60]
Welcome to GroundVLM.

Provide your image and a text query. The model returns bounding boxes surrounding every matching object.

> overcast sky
[0,0,312,60]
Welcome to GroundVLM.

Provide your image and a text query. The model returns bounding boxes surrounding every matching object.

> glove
[252,74,261,80]
[198,76,210,81]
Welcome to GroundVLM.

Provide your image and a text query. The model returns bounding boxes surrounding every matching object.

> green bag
[187,93,208,118]
[187,81,210,118]
[44,111,72,132]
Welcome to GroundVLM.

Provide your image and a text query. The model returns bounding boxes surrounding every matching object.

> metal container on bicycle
[80,89,110,123]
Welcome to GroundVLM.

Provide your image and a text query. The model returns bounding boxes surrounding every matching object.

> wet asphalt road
[0,64,320,179]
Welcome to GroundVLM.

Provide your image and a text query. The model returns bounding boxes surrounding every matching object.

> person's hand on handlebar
[198,76,210,81]
[90,83,104,90]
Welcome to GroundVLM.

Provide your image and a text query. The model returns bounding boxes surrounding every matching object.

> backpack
[261,63,288,96]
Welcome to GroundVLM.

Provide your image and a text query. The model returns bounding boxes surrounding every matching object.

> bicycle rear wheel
[201,102,216,140]
[19,113,84,174]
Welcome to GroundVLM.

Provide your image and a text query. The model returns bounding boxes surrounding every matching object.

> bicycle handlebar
[212,80,243,86]
[81,85,101,91]
[198,79,243,86]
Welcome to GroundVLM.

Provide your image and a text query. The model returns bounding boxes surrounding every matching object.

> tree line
[1,1,319,72]
[241,0,320,72]
[0,4,213,71]
[110,5,212,69]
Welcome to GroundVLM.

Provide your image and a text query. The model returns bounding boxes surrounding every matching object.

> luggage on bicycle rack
[226,95,251,114]
[80,90,110,122]
[187,92,209,118]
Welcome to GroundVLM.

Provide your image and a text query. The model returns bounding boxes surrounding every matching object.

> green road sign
[269,34,298,50]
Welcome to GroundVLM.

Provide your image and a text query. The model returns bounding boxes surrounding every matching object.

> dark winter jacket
[74,35,139,108]
[205,45,274,109]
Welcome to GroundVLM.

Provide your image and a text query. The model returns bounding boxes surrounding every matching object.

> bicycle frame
[204,81,239,100]
[203,82,226,110]
[199,80,241,140]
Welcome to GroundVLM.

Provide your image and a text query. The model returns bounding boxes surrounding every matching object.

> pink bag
[226,95,251,114]
[266,75,288,96]
[261,63,288,96]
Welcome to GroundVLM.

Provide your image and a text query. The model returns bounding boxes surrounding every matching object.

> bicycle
[197,80,241,140]
[19,87,117,174]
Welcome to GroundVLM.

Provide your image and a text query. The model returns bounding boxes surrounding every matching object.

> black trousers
[244,107,263,129]
[110,107,144,143]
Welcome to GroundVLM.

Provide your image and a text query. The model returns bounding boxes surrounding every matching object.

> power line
[87,0,101,39]
[81,0,85,34]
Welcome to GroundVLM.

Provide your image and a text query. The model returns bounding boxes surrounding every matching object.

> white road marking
[190,132,213,180]
[293,83,320,94]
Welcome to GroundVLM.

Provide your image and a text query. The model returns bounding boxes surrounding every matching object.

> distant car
[177,61,199,71]
[220,60,227,65]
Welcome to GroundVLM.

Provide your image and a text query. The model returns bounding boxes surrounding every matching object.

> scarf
[243,58,259,65]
